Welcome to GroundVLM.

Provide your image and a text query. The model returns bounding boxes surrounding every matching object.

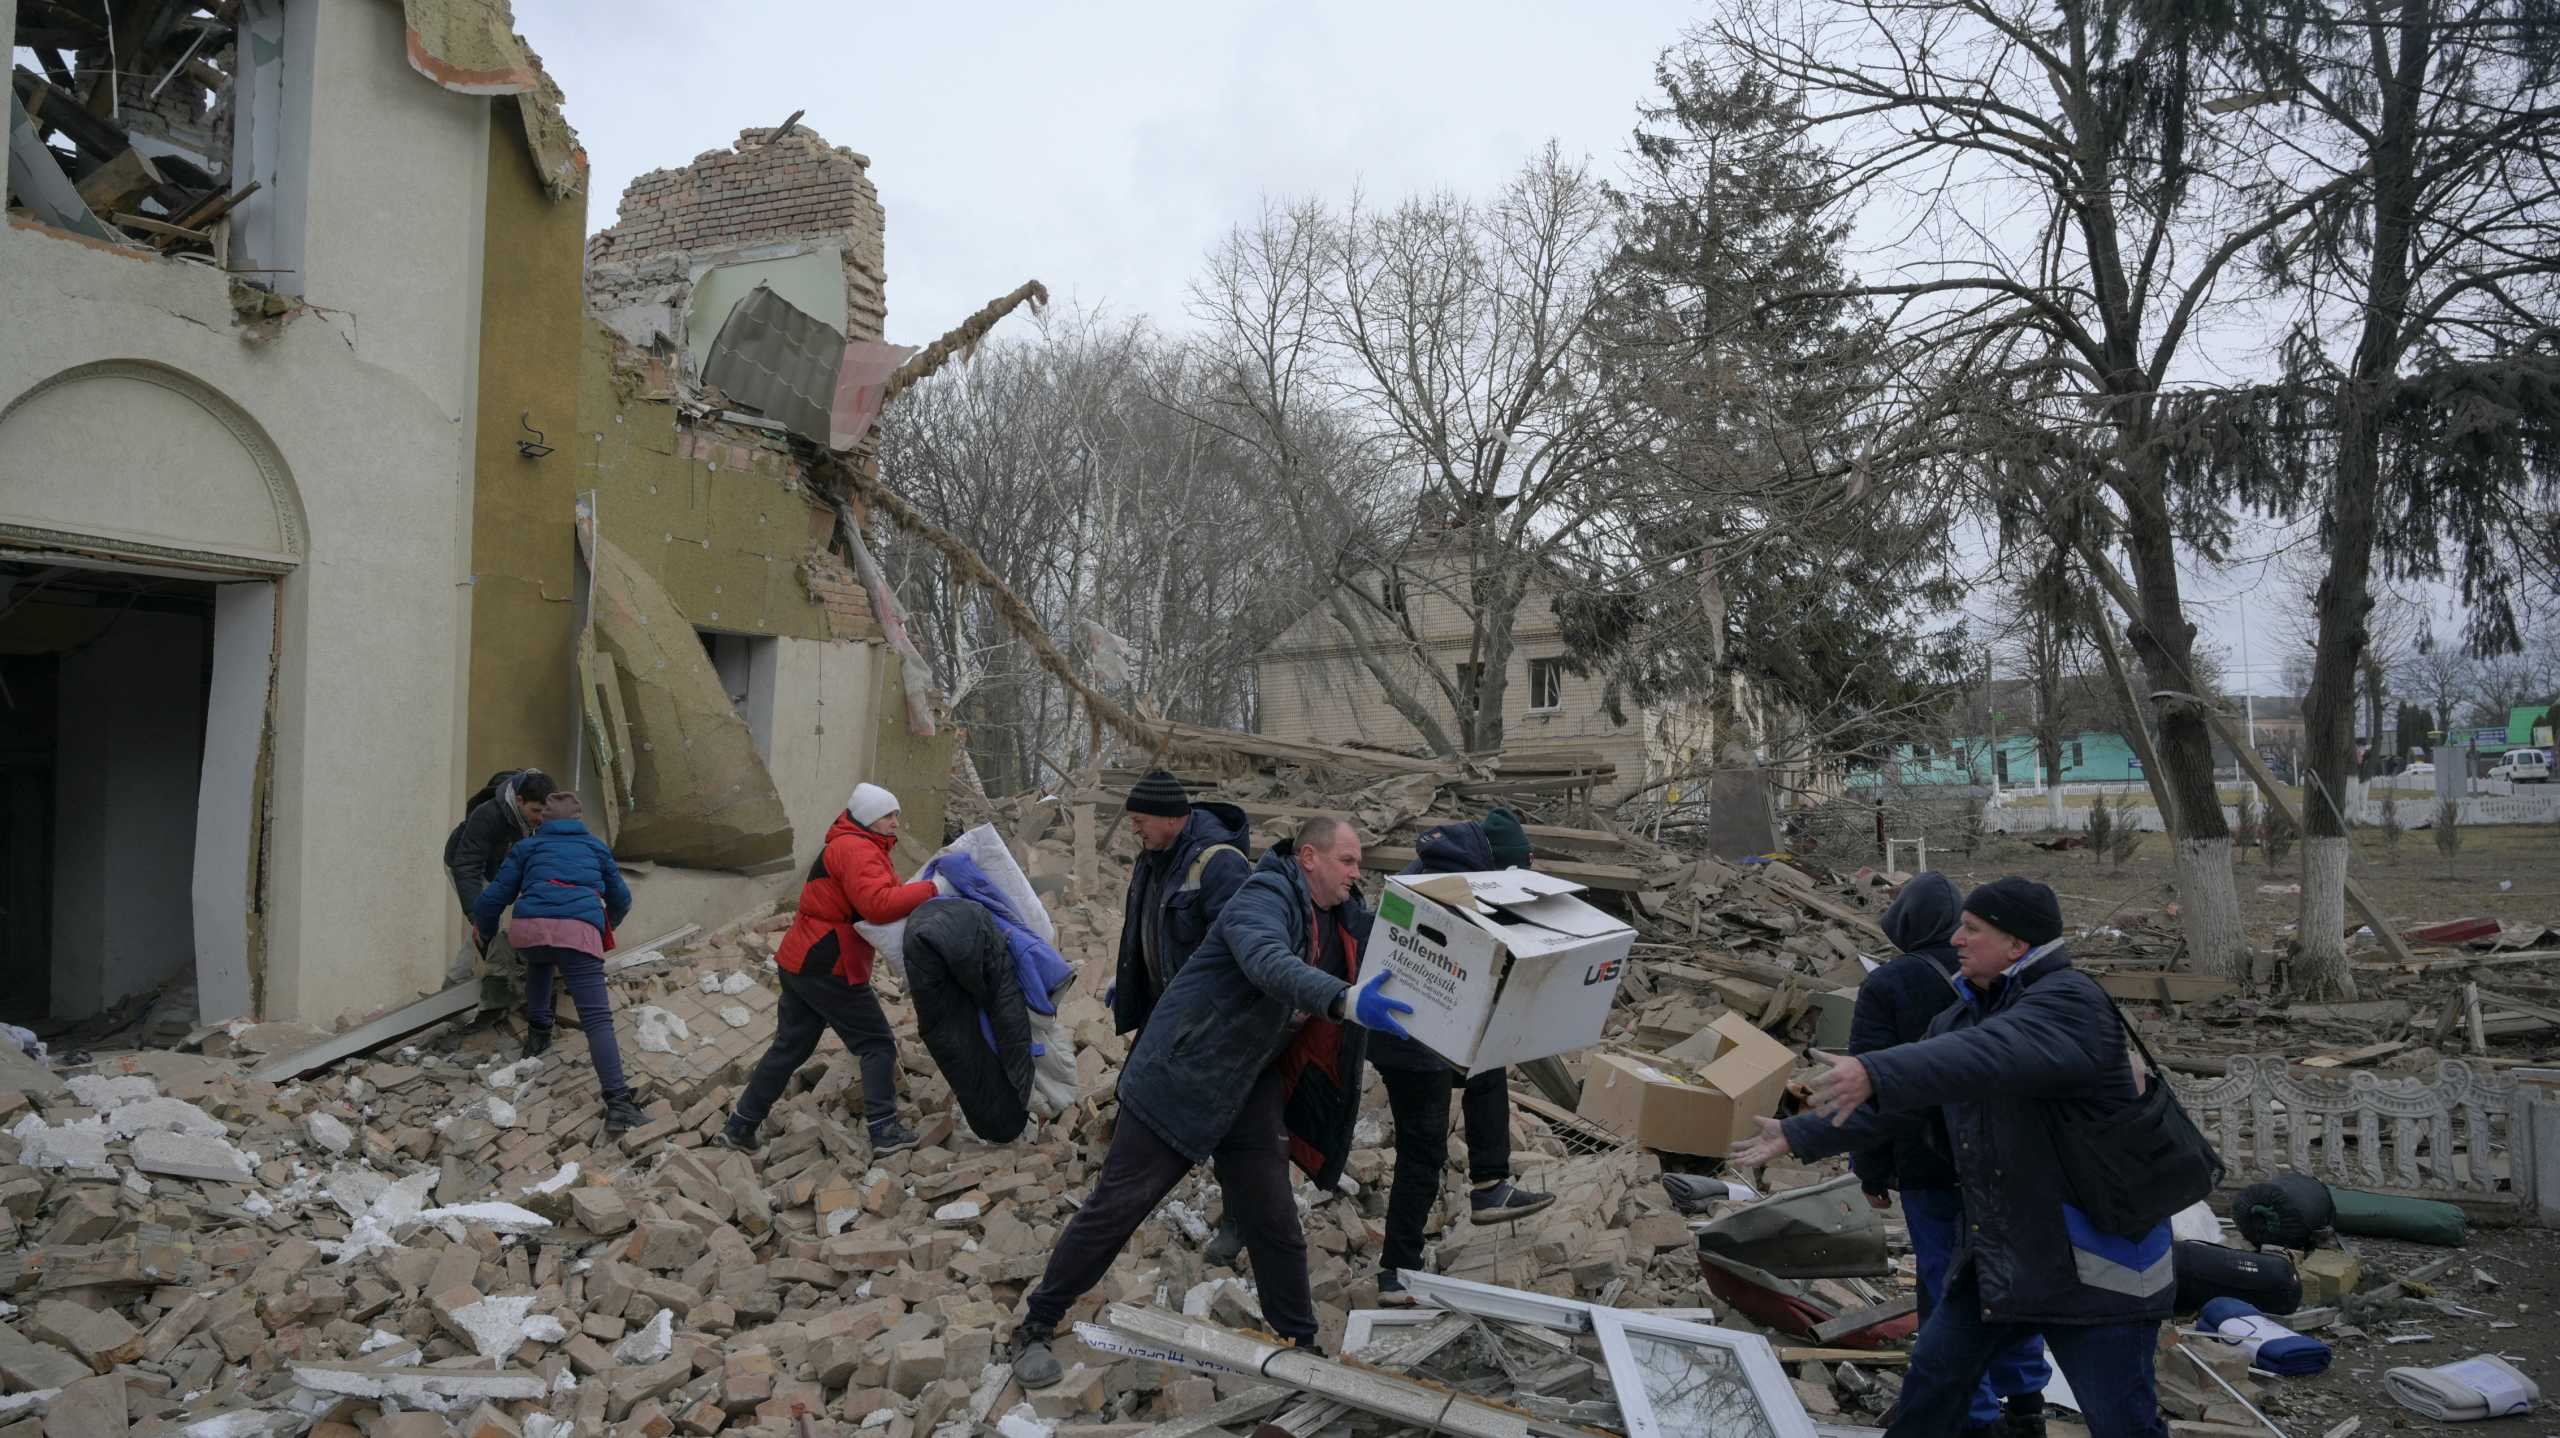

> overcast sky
[521,0,1699,342]
[516,0,2479,693]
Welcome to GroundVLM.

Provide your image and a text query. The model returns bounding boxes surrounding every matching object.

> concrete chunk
[23,1303,141,1373]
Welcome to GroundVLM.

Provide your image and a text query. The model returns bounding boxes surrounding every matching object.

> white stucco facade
[0,0,492,1025]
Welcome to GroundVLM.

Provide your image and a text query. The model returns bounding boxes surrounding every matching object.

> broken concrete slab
[580,532,792,870]
[289,1362,551,1403]
[248,983,483,1084]
[129,1131,256,1183]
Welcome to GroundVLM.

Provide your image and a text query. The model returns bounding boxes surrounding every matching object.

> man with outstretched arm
[1735,877,2171,1438]
[1009,816,1414,1389]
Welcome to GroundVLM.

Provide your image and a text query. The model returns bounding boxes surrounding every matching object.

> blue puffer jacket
[1117,842,1369,1184]
[929,853,1076,1019]
[1788,943,2175,1326]
[1112,803,1253,1036]
[1370,821,1497,1072]
[473,819,633,941]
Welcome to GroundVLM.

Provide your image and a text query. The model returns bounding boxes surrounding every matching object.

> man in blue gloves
[1011,816,1411,1389]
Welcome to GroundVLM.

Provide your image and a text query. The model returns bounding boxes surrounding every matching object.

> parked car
[2489,748,2551,783]
[2406,760,2435,778]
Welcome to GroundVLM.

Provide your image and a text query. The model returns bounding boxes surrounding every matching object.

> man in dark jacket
[1737,877,2170,1438]
[1371,810,1553,1299]
[1010,816,1415,1390]
[444,769,553,918]
[1111,770,1252,1036]
[1831,873,2051,1436]
[443,768,555,999]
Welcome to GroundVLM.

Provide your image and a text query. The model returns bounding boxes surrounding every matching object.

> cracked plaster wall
[0,0,495,1027]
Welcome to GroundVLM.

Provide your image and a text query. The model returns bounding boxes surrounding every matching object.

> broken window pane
[1620,1330,1778,1438]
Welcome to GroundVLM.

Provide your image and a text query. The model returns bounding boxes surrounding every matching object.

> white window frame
[1589,1308,1814,1438]
[1528,657,1565,712]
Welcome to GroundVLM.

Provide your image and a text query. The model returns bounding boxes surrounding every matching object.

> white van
[2491,748,2551,783]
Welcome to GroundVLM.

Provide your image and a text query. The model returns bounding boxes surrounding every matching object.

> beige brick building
[1254,546,1747,806]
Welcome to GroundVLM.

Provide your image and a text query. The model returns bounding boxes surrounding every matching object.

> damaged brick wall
[585,126,887,351]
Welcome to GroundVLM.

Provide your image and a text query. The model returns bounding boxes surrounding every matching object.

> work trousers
[520,945,627,1097]
[1379,1065,1513,1275]
[733,964,901,1132]
[1902,1186,2051,1425]
[1021,1068,1315,1343]
[1889,1265,2164,1438]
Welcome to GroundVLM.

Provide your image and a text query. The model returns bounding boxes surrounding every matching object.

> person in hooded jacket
[1823,872,2052,1437]
[1009,816,1416,1390]
[443,768,555,987]
[719,784,937,1155]
[1736,878,2171,1438]
[1369,809,1553,1299]
[1110,770,1252,1036]
[471,793,642,1132]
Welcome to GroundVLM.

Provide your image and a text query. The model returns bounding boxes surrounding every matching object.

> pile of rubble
[0,886,1809,1438]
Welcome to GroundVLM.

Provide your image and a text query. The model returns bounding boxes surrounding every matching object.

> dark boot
[1010,1327,1063,1389]
[1378,1270,1417,1307]
[1205,1215,1244,1270]
[603,1093,648,1133]
[521,1024,553,1060]
[1995,1395,2048,1438]
[869,1119,920,1154]
[712,1116,761,1153]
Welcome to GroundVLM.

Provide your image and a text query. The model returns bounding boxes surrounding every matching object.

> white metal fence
[1985,789,2560,833]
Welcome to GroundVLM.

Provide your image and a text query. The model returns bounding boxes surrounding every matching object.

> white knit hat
[847,783,901,826]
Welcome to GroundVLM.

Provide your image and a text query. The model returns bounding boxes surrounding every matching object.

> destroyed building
[2,3,944,1038]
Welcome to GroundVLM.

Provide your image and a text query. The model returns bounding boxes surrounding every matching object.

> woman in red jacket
[719,783,936,1154]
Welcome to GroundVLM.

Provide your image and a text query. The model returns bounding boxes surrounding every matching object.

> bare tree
[2162,0,2560,996]
[1185,152,1638,760]
[1701,0,2335,978]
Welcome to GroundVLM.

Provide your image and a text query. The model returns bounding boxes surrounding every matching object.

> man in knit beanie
[1110,769,1253,1038]
[1737,876,2174,1438]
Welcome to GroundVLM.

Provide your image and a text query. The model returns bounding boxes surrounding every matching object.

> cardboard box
[1577,1015,1796,1156]
[1369,869,1636,1075]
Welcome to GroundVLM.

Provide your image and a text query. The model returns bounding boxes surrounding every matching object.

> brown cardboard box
[1577,1015,1796,1156]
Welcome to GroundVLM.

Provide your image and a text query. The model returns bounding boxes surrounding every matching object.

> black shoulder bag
[2045,993,2225,1238]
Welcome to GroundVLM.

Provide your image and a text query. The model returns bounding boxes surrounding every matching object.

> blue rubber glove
[1103,983,1118,1008]
[1347,970,1415,1040]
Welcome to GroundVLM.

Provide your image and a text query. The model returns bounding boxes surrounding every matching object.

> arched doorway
[0,361,305,1035]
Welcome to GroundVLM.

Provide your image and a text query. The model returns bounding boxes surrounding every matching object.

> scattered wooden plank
[1511,1090,1630,1150]
[2474,987,2560,1029]
[2301,1041,2408,1070]
[247,982,481,1083]
[166,179,261,233]
[1810,1294,1919,1344]
[1361,845,1642,892]
[2464,983,2488,1055]
[1776,1347,1910,1366]
[2287,1000,2413,1026]
[599,924,706,974]
[74,147,164,214]
[2092,971,2236,1004]
[1772,884,1890,945]
[107,210,209,245]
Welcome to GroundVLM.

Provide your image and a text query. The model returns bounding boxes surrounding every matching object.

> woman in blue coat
[473,792,642,1133]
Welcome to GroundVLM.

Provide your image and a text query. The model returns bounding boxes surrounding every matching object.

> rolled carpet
[2384,1353,2538,1421]
[2197,1298,2330,1376]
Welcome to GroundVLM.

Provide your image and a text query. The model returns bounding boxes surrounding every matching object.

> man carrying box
[1010,817,1416,1390]
[1371,811,1555,1301]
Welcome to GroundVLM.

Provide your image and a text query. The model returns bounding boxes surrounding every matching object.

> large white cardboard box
[1370,869,1636,1075]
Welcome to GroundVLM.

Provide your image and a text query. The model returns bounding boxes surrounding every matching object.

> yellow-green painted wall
[465,106,589,784]
[569,321,840,641]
